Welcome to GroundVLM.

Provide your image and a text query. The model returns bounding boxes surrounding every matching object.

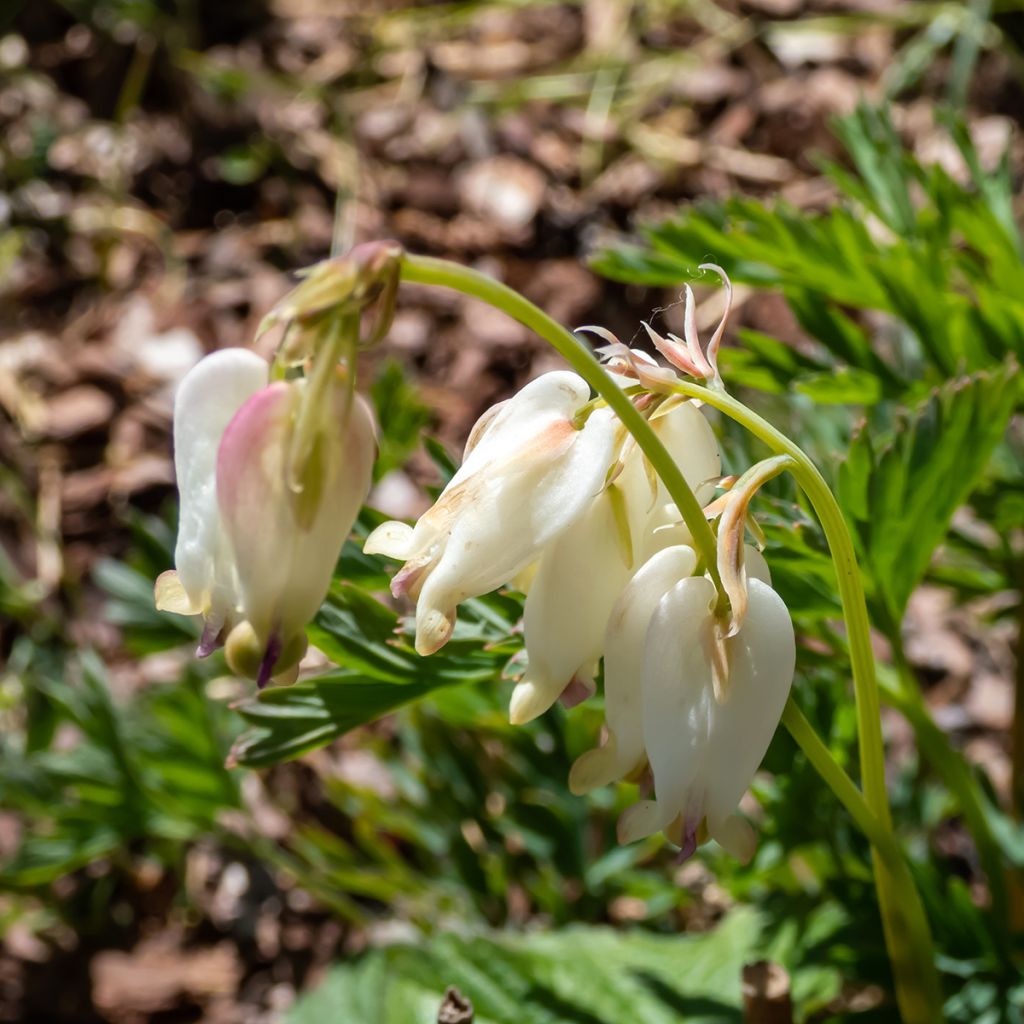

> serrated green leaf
[288,909,840,1024]
[838,361,1018,621]
[794,367,883,405]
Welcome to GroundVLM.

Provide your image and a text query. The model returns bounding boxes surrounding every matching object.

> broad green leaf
[288,909,840,1024]
[838,362,1018,622]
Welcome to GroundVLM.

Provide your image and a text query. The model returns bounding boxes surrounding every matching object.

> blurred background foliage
[6,0,1024,1022]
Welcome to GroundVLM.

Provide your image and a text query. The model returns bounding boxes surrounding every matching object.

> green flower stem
[881,658,1012,963]
[780,699,901,864]
[399,254,723,595]
[671,379,944,1024]
[397,252,942,1020]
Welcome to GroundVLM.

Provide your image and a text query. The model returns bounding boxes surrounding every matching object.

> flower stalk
[668,378,944,1024]
[397,252,944,1023]
[398,254,726,605]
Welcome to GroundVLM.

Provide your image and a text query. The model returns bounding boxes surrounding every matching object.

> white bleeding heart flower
[569,544,699,794]
[155,348,375,686]
[569,540,783,861]
[509,485,632,725]
[510,398,721,725]
[155,348,268,651]
[615,570,795,863]
[366,371,618,657]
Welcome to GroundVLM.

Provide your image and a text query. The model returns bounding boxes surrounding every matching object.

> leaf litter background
[2,1,1024,1021]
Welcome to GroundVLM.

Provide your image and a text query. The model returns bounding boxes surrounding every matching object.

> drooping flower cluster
[368,278,796,861]
[156,248,795,862]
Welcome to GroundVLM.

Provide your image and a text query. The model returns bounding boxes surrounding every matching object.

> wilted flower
[592,265,732,392]
[155,348,375,685]
[365,371,618,656]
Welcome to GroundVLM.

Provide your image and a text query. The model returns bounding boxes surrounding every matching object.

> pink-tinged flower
[589,264,733,390]
[365,371,618,657]
[155,348,375,685]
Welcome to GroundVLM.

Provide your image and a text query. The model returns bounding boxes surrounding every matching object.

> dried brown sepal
[716,455,793,638]
[260,240,405,354]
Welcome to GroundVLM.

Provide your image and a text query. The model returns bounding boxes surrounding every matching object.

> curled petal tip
[617,800,664,845]
[575,325,622,347]
[364,520,415,560]
[710,814,756,864]
[415,607,455,656]
[568,744,623,796]
[154,570,202,616]
[509,677,558,725]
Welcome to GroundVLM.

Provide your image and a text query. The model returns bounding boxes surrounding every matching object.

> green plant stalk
[781,698,900,863]
[671,379,944,1023]
[397,253,942,1019]
[399,254,723,595]
[880,658,1012,963]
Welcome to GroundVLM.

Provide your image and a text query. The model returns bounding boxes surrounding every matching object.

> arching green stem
[396,252,941,1021]
[781,699,900,865]
[399,254,724,597]
[671,379,944,1024]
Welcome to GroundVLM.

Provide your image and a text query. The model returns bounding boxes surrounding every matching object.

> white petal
[364,520,415,559]
[511,490,631,724]
[453,371,592,485]
[637,504,693,564]
[614,400,721,560]
[618,574,718,844]
[172,348,268,624]
[704,578,795,841]
[569,545,697,794]
[743,544,771,586]
[412,401,617,655]
[655,400,721,501]
[276,393,376,639]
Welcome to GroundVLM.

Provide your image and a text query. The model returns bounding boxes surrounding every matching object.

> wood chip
[42,385,115,440]
[91,939,241,1019]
